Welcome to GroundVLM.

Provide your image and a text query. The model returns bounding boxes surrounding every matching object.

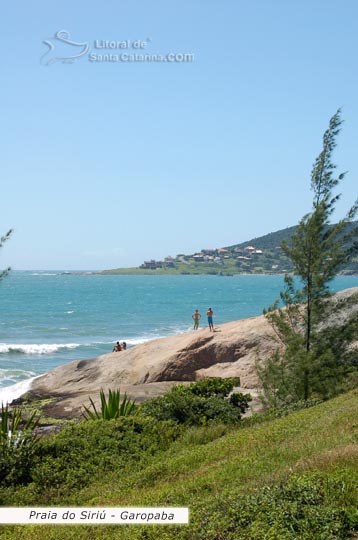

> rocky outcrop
[24,316,276,419]
[23,287,358,419]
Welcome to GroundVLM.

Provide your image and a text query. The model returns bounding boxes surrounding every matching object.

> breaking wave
[0,343,80,355]
[0,376,39,406]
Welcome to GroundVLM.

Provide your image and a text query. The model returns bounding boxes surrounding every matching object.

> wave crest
[0,343,80,355]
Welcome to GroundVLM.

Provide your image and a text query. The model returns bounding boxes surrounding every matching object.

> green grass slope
[2,390,358,539]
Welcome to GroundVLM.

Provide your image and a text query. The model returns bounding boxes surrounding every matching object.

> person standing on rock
[192,309,201,330]
[207,307,214,332]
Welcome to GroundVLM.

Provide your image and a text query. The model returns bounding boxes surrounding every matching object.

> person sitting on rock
[112,341,122,352]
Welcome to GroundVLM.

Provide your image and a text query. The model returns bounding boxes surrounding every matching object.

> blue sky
[1,0,357,270]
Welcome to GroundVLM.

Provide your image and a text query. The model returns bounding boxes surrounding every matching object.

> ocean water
[1,271,358,403]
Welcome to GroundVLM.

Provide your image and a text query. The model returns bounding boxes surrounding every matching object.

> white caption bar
[0,507,189,525]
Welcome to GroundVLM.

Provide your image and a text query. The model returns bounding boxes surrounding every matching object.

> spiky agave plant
[82,389,137,420]
[0,402,40,452]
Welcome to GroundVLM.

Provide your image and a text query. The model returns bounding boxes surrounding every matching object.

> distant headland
[101,223,358,276]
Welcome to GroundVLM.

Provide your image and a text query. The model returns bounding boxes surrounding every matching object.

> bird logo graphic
[41,30,90,65]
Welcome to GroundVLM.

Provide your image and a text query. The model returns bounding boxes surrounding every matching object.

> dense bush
[188,377,240,397]
[35,416,181,492]
[1,416,181,495]
[140,378,251,425]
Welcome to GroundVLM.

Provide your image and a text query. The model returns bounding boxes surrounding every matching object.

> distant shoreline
[99,269,358,277]
[27,269,358,277]
[10,269,358,277]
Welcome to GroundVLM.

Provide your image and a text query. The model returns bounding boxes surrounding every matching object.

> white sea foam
[125,337,152,346]
[31,272,58,276]
[0,376,39,406]
[0,343,80,355]
[0,369,36,380]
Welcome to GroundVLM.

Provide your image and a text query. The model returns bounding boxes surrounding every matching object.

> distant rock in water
[20,287,358,420]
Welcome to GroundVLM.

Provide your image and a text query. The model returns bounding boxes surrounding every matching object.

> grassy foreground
[1,389,358,539]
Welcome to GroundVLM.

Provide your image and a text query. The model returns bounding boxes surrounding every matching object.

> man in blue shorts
[207,307,214,332]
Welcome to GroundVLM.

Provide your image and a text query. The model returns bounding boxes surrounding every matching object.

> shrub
[140,378,251,425]
[188,377,240,397]
[28,416,181,496]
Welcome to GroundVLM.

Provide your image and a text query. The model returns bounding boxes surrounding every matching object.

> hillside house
[164,256,175,268]
[141,260,164,269]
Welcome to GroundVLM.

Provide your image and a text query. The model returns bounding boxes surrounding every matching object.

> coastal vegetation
[0,387,357,539]
[82,388,137,420]
[0,403,40,486]
[139,377,251,425]
[259,110,358,407]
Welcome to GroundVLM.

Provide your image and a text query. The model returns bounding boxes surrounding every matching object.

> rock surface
[23,287,358,419]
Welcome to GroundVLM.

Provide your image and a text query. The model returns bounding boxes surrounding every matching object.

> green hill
[229,224,298,251]
[102,221,358,275]
[1,390,358,539]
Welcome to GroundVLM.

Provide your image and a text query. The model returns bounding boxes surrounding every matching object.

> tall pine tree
[259,110,358,405]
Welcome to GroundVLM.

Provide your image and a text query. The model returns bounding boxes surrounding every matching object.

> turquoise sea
[1,271,358,403]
